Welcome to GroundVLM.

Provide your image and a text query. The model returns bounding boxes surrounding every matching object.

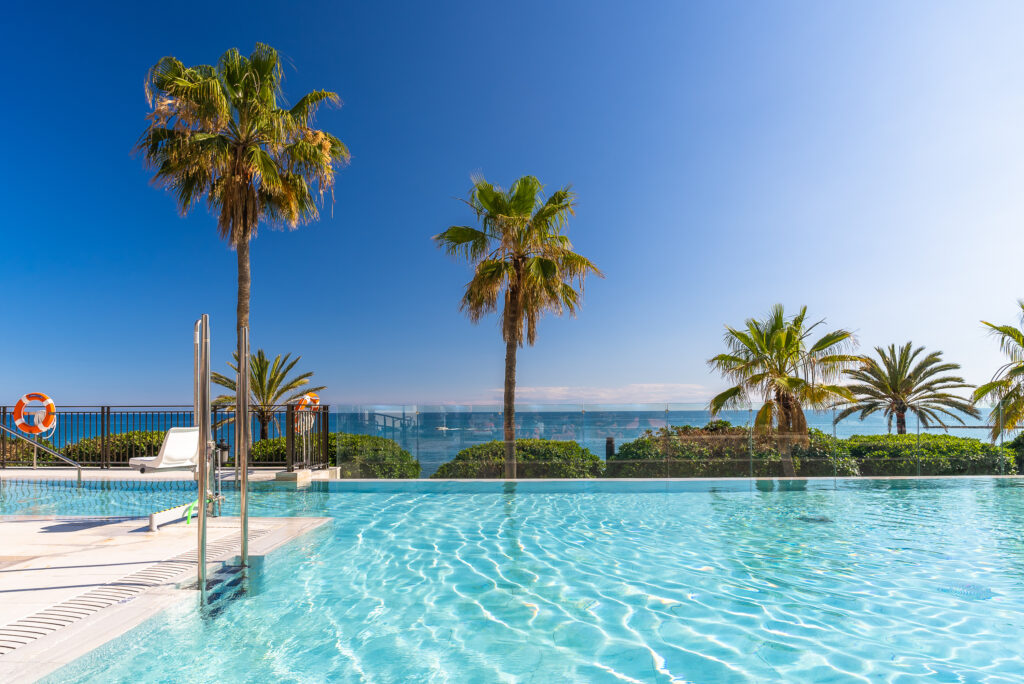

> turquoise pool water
[9,478,1024,682]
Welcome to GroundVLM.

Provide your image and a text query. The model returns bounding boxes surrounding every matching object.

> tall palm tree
[137,43,349,361]
[434,175,603,478]
[835,342,979,434]
[213,350,325,440]
[708,304,859,476]
[973,301,1024,439]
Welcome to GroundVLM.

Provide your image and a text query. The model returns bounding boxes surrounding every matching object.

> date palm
[973,301,1024,439]
[213,350,325,440]
[708,304,859,476]
[137,43,349,359]
[434,175,603,478]
[835,342,978,434]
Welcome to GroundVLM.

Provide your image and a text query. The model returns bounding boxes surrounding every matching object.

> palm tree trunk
[237,237,251,354]
[777,396,797,477]
[259,417,269,441]
[503,337,517,479]
[896,411,907,435]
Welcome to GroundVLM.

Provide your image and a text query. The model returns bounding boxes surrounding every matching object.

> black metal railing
[0,404,331,470]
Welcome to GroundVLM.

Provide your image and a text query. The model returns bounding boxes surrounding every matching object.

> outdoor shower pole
[193,321,200,421]
[238,326,250,566]
[196,315,211,590]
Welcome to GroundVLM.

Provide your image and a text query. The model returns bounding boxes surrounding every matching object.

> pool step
[199,558,266,619]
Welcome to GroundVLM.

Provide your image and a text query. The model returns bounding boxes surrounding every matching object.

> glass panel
[1,401,1012,479]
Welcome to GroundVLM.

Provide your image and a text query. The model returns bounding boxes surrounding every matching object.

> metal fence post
[998,403,1006,475]
[916,417,921,477]
[321,404,330,468]
[748,407,753,478]
[101,406,110,469]
[286,404,295,472]
[832,406,837,480]
[1,407,6,469]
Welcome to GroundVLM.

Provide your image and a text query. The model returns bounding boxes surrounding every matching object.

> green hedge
[609,425,1014,477]
[431,439,603,478]
[62,430,166,464]
[847,434,1016,476]
[608,423,858,477]
[250,433,420,478]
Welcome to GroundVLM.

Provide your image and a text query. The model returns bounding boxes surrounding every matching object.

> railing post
[748,407,754,478]
[916,417,921,477]
[101,407,110,469]
[286,404,295,472]
[1,407,6,469]
[998,408,1005,475]
[321,404,330,468]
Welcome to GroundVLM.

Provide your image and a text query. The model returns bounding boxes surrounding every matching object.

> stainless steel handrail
[0,424,83,486]
[196,315,211,591]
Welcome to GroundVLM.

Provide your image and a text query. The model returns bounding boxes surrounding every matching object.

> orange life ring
[13,393,57,435]
[294,392,320,430]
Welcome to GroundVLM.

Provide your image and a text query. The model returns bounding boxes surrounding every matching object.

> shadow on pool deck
[40,518,136,533]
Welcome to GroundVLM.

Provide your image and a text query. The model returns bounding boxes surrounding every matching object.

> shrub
[431,439,603,478]
[334,433,420,478]
[608,423,858,477]
[847,434,1015,476]
[1005,432,1024,472]
[250,432,420,478]
[792,429,859,477]
[3,436,60,465]
[248,436,286,463]
[63,430,166,465]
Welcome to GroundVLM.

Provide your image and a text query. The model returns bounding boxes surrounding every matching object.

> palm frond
[438,174,601,346]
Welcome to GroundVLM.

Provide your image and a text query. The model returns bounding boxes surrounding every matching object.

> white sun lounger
[128,426,200,473]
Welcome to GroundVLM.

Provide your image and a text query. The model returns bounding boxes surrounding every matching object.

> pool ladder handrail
[0,423,83,486]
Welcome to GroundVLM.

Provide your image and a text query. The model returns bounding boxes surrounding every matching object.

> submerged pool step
[199,558,266,619]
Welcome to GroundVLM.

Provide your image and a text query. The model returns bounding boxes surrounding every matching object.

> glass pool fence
[0,403,1017,478]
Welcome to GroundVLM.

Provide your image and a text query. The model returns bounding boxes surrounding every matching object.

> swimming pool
[11,478,1024,682]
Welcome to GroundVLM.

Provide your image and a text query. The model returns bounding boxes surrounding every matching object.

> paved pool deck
[0,466,288,483]
[0,511,330,683]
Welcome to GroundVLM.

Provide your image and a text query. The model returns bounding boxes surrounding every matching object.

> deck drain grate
[0,527,269,656]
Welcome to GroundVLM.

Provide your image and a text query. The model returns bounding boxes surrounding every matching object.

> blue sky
[4,1,1024,406]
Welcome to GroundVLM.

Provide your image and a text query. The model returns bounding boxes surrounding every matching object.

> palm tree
[708,304,860,476]
[835,342,979,434]
[433,175,603,478]
[137,43,349,362]
[213,350,325,440]
[973,301,1024,439]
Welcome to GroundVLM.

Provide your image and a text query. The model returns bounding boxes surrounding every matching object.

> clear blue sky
[4,1,1024,406]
